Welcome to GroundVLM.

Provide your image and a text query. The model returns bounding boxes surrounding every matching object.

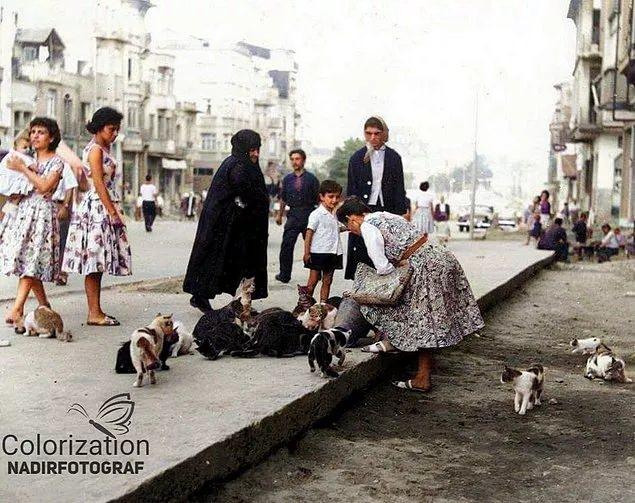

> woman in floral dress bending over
[1,118,64,325]
[63,107,131,326]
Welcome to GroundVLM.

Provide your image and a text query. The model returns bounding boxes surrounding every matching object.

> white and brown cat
[131,313,175,387]
[14,306,72,342]
[501,364,544,415]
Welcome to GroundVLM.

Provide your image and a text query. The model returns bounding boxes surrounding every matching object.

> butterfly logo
[68,393,135,439]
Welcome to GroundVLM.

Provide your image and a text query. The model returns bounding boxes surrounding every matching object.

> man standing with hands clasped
[275,149,319,283]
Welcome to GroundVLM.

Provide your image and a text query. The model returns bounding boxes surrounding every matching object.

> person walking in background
[183,130,269,312]
[539,190,552,226]
[525,212,542,247]
[275,149,319,284]
[345,116,408,280]
[62,107,131,326]
[572,211,589,259]
[140,174,158,232]
[1,118,65,325]
[303,180,343,303]
[538,217,569,261]
[433,195,451,241]
[52,162,79,286]
[413,181,434,235]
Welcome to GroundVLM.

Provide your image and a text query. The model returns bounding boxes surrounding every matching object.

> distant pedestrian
[52,162,79,286]
[140,174,158,232]
[596,224,620,263]
[539,190,551,226]
[525,212,542,246]
[569,198,580,223]
[63,107,131,327]
[183,129,269,312]
[413,181,434,234]
[433,195,451,241]
[275,149,319,284]
[538,217,568,261]
[303,180,343,303]
[572,212,589,259]
[345,116,408,280]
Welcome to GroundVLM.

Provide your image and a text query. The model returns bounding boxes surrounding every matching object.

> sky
[3,0,577,187]
[147,0,577,179]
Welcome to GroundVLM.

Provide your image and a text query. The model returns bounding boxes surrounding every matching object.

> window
[63,95,72,132]
[23,46,38,61]
[46,89,57,118]
[223,134,230,153]
[127,58,132,80]
[158,115,167,139]
[127,105,138,129]
[201,133,213,151]
[81,102,91,124]
[149,114,156,137]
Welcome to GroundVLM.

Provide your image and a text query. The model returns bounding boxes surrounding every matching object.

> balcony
[577,34,601,61]
[571,106,601,142]
[147,138,176,155]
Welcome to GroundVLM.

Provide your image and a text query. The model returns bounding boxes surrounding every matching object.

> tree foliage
[322,137,365,187]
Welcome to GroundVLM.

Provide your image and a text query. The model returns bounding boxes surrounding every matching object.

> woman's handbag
[350,233,428,306]
[351,262,414,306]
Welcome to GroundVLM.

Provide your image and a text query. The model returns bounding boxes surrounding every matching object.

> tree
[322,137,365,187]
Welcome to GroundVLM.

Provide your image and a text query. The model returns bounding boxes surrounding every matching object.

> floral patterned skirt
[361,239,484,351]
[0,195,60,282]
[62,195,132,276]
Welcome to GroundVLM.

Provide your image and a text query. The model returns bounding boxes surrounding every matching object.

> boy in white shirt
[304,180,343,303]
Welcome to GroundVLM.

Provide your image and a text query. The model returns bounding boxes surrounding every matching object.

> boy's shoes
[275,274,290,284]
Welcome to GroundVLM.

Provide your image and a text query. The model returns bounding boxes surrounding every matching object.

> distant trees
[320,137,365,187]
[427,155,493,193]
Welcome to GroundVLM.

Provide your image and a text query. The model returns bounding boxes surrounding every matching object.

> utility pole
[469,89,479,240]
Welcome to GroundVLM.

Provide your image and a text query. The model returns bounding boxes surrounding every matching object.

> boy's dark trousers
[142,201,157,232]
[278,208,311,281]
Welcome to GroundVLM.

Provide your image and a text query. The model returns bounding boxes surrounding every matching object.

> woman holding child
[1,118,65,324]
[337,197,484,392]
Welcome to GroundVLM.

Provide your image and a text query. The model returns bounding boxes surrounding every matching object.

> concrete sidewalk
[0,241,553,503]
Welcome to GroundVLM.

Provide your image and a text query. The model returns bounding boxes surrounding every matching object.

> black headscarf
[231,129,261,162]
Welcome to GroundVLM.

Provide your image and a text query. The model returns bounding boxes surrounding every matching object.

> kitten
[170,320,194,357]
[308,327,352,378]
[584,344,632,383]
[130,313,174,387]
[500,364,545,415]
[298,303,338,331]
[570,337,602,355]
[14,306,72,342]
[292,285,317,318]
[232,310,314,358]
[237,277,256,322]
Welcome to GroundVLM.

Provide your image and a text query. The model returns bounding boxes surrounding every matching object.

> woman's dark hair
[145,174,152,182]
[86,106,123,134]
[29,117,61,151]
[319,179,342,196]
[289,149,306,161]
[420,181,429,191]
[336,196,371,223]
[541,190,550,198]
[602,223,611,231]
[364,117,385,131]
[554,218,563,226]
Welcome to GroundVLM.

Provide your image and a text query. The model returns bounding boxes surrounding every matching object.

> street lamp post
[469,89,479,240]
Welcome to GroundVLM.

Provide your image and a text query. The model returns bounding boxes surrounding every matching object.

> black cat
[193,308,250,360]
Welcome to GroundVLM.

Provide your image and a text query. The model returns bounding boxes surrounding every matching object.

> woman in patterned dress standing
[337,196,484,392]
[1,118,65,325]
[62,107,131,326]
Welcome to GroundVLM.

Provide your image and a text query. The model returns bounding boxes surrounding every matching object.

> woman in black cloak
[183,129,269,312]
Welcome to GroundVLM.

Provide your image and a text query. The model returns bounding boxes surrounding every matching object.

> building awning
[161,159,187,170]
[561,154,577,179]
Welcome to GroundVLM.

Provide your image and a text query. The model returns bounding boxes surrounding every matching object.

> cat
[308,327,352,378]
[170,320,194,357]
[584,344,632,383]
[130,313,175,387]
[232,310,314,358]
[237,277,256,323]
[292,285,317,318]
[570,337,602,355]
[116,331,177,374]
[14,306,72,342]
[500,364,544,415]
[298,303,338,331]
[193,308,250,360]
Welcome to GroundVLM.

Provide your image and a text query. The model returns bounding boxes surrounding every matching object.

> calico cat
[308,327,352,378]
[584,344,632,383]
[232,310,314,358]
[298,303,338,331]
[500,364,544,415]
[130,314,175,387]
[14,306,72,342]
[570,337,602,355]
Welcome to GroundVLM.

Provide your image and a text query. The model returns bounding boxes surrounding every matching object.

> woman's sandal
[87,315,121,327]
[392,380,430,393]
[361,341,399,354]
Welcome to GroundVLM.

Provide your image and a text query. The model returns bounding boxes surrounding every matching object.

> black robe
[183,154,269,300]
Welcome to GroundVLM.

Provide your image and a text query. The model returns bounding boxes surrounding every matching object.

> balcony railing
[577,34,601,60]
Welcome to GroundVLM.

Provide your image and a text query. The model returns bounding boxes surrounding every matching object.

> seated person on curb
[571,212,589,259]
[596,223,620,263]
[537,217,569,262]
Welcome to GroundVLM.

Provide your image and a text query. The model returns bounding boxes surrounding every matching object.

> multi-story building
[548,81,576,213]
[566,0,635,225]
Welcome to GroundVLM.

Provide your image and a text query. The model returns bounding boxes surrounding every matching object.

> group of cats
[501,336,631,416]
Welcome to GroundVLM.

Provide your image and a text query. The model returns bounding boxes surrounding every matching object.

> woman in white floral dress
[338,196,484,392]
[62,107,131,326]
[1,118,64,325]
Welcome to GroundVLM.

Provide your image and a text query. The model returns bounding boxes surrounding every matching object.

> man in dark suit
[345,116,408,279]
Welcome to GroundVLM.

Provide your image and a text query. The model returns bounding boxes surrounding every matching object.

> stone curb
[107,251,556,502]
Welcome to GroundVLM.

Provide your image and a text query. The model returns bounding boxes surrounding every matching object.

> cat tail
[229,348,259,358]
